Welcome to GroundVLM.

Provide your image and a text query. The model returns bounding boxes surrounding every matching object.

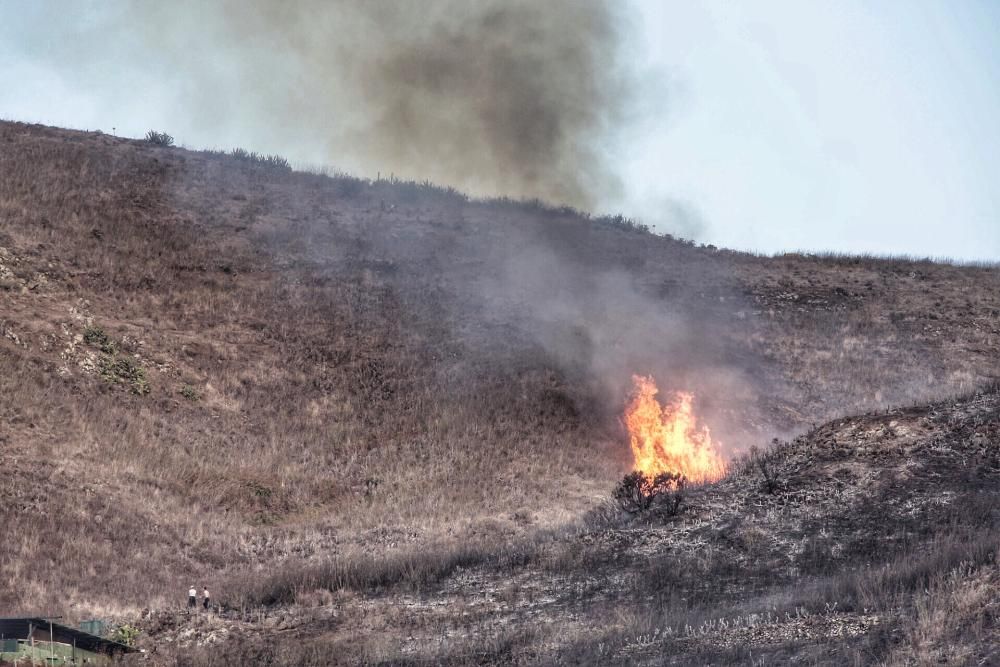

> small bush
[108,623,141,647]
[179,384,200,401]
[748,443,783,494]
[83,325,117,354]
[144,130,174,147]
[613,470,685,514]
[99,354,150,395]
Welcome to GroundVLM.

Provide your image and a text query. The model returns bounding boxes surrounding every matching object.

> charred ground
[1,121,998,664]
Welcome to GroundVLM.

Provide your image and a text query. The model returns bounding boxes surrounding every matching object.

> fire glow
[624,375,727,484]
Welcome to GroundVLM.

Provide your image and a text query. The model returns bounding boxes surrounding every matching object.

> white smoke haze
[467,220,761,458]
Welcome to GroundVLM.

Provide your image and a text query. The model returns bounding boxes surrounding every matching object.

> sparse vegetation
[596,212,650,234]
[229,146,291,171]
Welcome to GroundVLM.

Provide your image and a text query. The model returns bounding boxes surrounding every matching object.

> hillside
[147,385,1000,665]
[1,121,998,664]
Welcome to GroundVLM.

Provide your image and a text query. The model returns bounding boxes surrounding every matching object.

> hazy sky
[627,1,1000,261]
[2,0,998,261]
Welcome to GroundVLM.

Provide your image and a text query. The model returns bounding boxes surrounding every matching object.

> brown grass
[1,120,999,663]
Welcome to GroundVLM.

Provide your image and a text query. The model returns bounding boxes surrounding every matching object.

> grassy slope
[0,121,998,663]
[186,386,997,665]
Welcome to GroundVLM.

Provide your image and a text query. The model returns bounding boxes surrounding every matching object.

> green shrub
[99,354,150,395]
[180,384,200,401]
[86,326,148,394]
[83,325,117,354]
[108,623,141,647]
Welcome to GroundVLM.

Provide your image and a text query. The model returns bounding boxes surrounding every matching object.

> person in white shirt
[188,586,197,608]
[202,587,211,610]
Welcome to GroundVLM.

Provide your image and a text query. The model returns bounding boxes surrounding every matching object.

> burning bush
[613,470,685,514]
[624,375,727,484]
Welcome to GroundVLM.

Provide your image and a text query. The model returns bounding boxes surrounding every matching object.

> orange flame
[624,375,726,483]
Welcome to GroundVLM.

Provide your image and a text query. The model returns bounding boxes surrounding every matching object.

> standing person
[202,586,211,611]
[188,586,197,608]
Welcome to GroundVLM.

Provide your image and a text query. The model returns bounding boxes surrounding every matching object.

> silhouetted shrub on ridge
[144,130,174,146]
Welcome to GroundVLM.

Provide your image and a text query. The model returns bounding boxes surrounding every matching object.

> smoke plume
[92,0,638,209]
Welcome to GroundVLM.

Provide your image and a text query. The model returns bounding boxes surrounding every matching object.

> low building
[0,617,136,665]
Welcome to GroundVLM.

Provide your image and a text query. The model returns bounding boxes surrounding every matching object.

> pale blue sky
[2,1,998,260]
[626,0,1000,260]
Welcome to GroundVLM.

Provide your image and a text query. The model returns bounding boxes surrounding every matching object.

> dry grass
[1,120,998,664]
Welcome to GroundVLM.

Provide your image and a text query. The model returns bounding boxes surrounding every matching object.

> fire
[624,375,727,484]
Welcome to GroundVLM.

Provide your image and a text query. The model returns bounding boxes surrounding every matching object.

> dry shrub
[612,470,685,514]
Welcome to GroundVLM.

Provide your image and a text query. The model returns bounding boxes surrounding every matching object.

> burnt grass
[0,121,998,665]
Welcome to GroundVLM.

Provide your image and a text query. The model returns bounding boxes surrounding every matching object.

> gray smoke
[477,235,761,457]
[44,0,638,210]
